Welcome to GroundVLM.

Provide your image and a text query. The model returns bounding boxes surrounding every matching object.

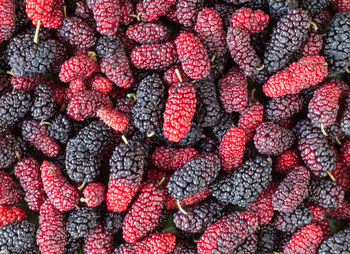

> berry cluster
[0,1,349,254]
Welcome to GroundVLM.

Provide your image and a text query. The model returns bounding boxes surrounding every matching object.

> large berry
[308,82,341,128]
[210,156,272,207]
[167,153,220,201]
[254,122,295,156]
[40,160,80,212]
[163,83,196,142]
[230,7,269,34]
[197,211,258,254]
[123,181,166,243]
[14,158,45,211]
[263,9,311,75]
[131,42,178,70]
[227,26,262,77]
[59,54,98,83]
[195,8,227,57]
[22,120,60,157]
[92,0,120,36]
[59,17,96,51]
[175,32,211,80]
[296,120,336,178]
[218,125,246,171]
[106,143,145,213]
[36,199,67,254]
[66,120,111,183]
[272,166,310,213]
[218,68,248,113]
[283,224,323,254]
[263,55,328,98]
[194,77,222,128]
[127,22,168,44]
[132,74,166,136]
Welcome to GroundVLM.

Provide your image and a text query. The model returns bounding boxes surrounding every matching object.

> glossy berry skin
[175,32,211,80]
[274,205,313,232]
[308,82,341,128]
[59,54,98,83]
[123,181,166,243]
[0,205,27,227]
[195,8,227,57]
[131,42,178,70]
[92,0,120,36]
[263,55,328,98]
[36,199,67,254]
[84,224,113,254]
[163,83,196,142]
[127,22,168,44]
[40,160,80,212]
[283,224,323,254]
[97,107,128,132]
[82,182,105,208]
[218,126,247,171]
[175,0,200,27]
[265,94,303,122]
[197,211,258,254]
[22,120,60,158]
[14,158,45,211]
[318,226,350,253]
[272,166,310,213]
[0,0,15,43]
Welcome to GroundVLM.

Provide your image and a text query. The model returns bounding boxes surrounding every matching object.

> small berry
[82,182,106,208]
[97,107,129,132]
[230,7,269,34]
[92,0,120,36]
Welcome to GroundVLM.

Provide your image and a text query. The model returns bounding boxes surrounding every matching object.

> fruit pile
[0,0,350,253]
